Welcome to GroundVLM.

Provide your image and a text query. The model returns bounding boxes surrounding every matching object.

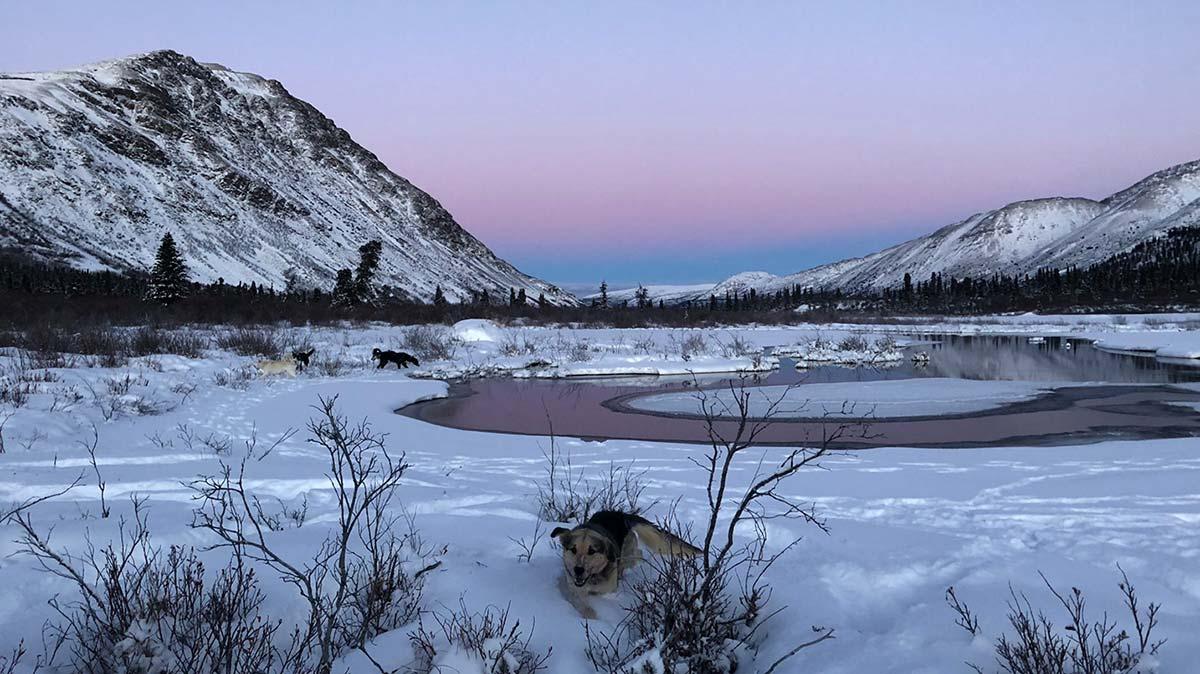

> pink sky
[4,1,1199,284]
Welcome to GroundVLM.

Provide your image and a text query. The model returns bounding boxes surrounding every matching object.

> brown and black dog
[551,510,700,618]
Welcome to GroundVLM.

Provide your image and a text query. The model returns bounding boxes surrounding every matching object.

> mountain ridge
[668,158,1200,304]
[0,50,576,304]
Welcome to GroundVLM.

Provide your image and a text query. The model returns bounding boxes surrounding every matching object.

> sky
[4,1,1200,289]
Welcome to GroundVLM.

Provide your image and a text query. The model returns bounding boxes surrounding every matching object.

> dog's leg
[558,575,598,620]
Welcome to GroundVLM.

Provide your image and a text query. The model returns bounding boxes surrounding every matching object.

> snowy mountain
[695,158,1200,301]
[583,283,716,306]
[0,50,575,304]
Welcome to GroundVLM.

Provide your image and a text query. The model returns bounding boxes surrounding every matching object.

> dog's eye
[587,547,596,555]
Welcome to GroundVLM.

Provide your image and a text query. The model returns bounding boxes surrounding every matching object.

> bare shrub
[216,328,280,357]
[402,325,460,361]
[311,354,356,377]
[0,377,34,407]
[946,586,980,637]
[500,330,543,357]
[567,338,593,363]
[873,335,898,352]
[411,601,551,674]
[718,333,754,358]
[510,520,546,564]
[679,332,708,360]
[103,371,149,397]
[837,334,869,352]
[631,335,657,354]
[129,327,207,358]
[9,497,285,674]
[190,396,440,672]
[536,420,650,522]
[949,567,1165,674]
[76,327,129,364]
[212,365,255,389]
[0,640,24,674]
[585,378,854,673]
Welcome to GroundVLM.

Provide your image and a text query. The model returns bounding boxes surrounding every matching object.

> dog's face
[551,526,615,587]
[371,348,381,360]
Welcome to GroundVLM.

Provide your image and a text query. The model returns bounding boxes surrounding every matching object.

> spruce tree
[353,240,383,304]
[332,269,356,306]
[433,285,448,308]
[517,288,527,305]
[634,284,650,309]
[599,280,609,309]
[148,232,189,305]
[537,292,548,310]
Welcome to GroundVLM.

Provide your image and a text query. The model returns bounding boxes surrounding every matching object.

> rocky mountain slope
[0,50,574,304]
[695,158,1200,302]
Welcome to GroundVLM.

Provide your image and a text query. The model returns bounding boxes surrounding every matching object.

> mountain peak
[0,52,575,304]
[691,157,1200,302]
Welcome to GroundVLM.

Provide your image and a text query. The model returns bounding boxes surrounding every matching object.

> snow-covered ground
[1,316,1198,672]
[627,378,1057,419]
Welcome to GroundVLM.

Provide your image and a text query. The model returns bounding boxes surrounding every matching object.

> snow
[0,50,575,305]
[0,318,1197,672]
[695,159,1200,299]
[584,283,716,305]
[1094,332,1200,359]
[452,318,506,343]
[627,378,1057,418]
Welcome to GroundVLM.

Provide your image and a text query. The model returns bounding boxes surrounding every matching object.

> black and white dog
[292,348,315,371]
[372,348,420,369]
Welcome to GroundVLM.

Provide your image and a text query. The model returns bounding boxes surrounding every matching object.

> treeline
[878,226,1200,313]
[5,225,1200,329]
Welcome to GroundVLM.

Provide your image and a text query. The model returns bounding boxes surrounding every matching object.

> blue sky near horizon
[4,1,1199,287]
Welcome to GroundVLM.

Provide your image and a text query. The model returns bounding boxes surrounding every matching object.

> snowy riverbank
[0,318,1197,672]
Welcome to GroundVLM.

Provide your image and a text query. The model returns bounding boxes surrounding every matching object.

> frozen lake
[401,334,1200,447]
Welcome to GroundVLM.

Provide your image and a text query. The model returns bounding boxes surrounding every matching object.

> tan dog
[256,358,298,377]
[551,510,700,618]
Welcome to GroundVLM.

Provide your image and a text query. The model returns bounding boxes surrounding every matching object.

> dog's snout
[573,566,585,576]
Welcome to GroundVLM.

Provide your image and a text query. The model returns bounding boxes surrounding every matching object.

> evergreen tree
[634,284,650,309]
[353,240,383,304]
[331,269,356,306]
[599,280,609,308]
[509,287,518,306]
[433,285,448,308]
[517,288,527,305]
[537,292,548,309]
[147,232,189,305]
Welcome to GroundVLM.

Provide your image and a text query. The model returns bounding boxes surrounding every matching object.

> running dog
[371,348,420,369]
[551,511,700,618]
[292,348,316,371]
[256,357,298,377]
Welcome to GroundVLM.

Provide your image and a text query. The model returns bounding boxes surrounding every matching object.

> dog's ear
[550,527,571,540]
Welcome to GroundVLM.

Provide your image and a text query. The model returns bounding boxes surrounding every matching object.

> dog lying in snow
[292,348,315,371]
[371,348,420,369]
[551,511,700,618]
[256,357,298,377]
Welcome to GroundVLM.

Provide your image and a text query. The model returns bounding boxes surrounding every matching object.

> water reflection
[401,335,1200,448]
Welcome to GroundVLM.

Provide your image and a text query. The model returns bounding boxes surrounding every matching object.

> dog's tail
[629,516,701,557]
